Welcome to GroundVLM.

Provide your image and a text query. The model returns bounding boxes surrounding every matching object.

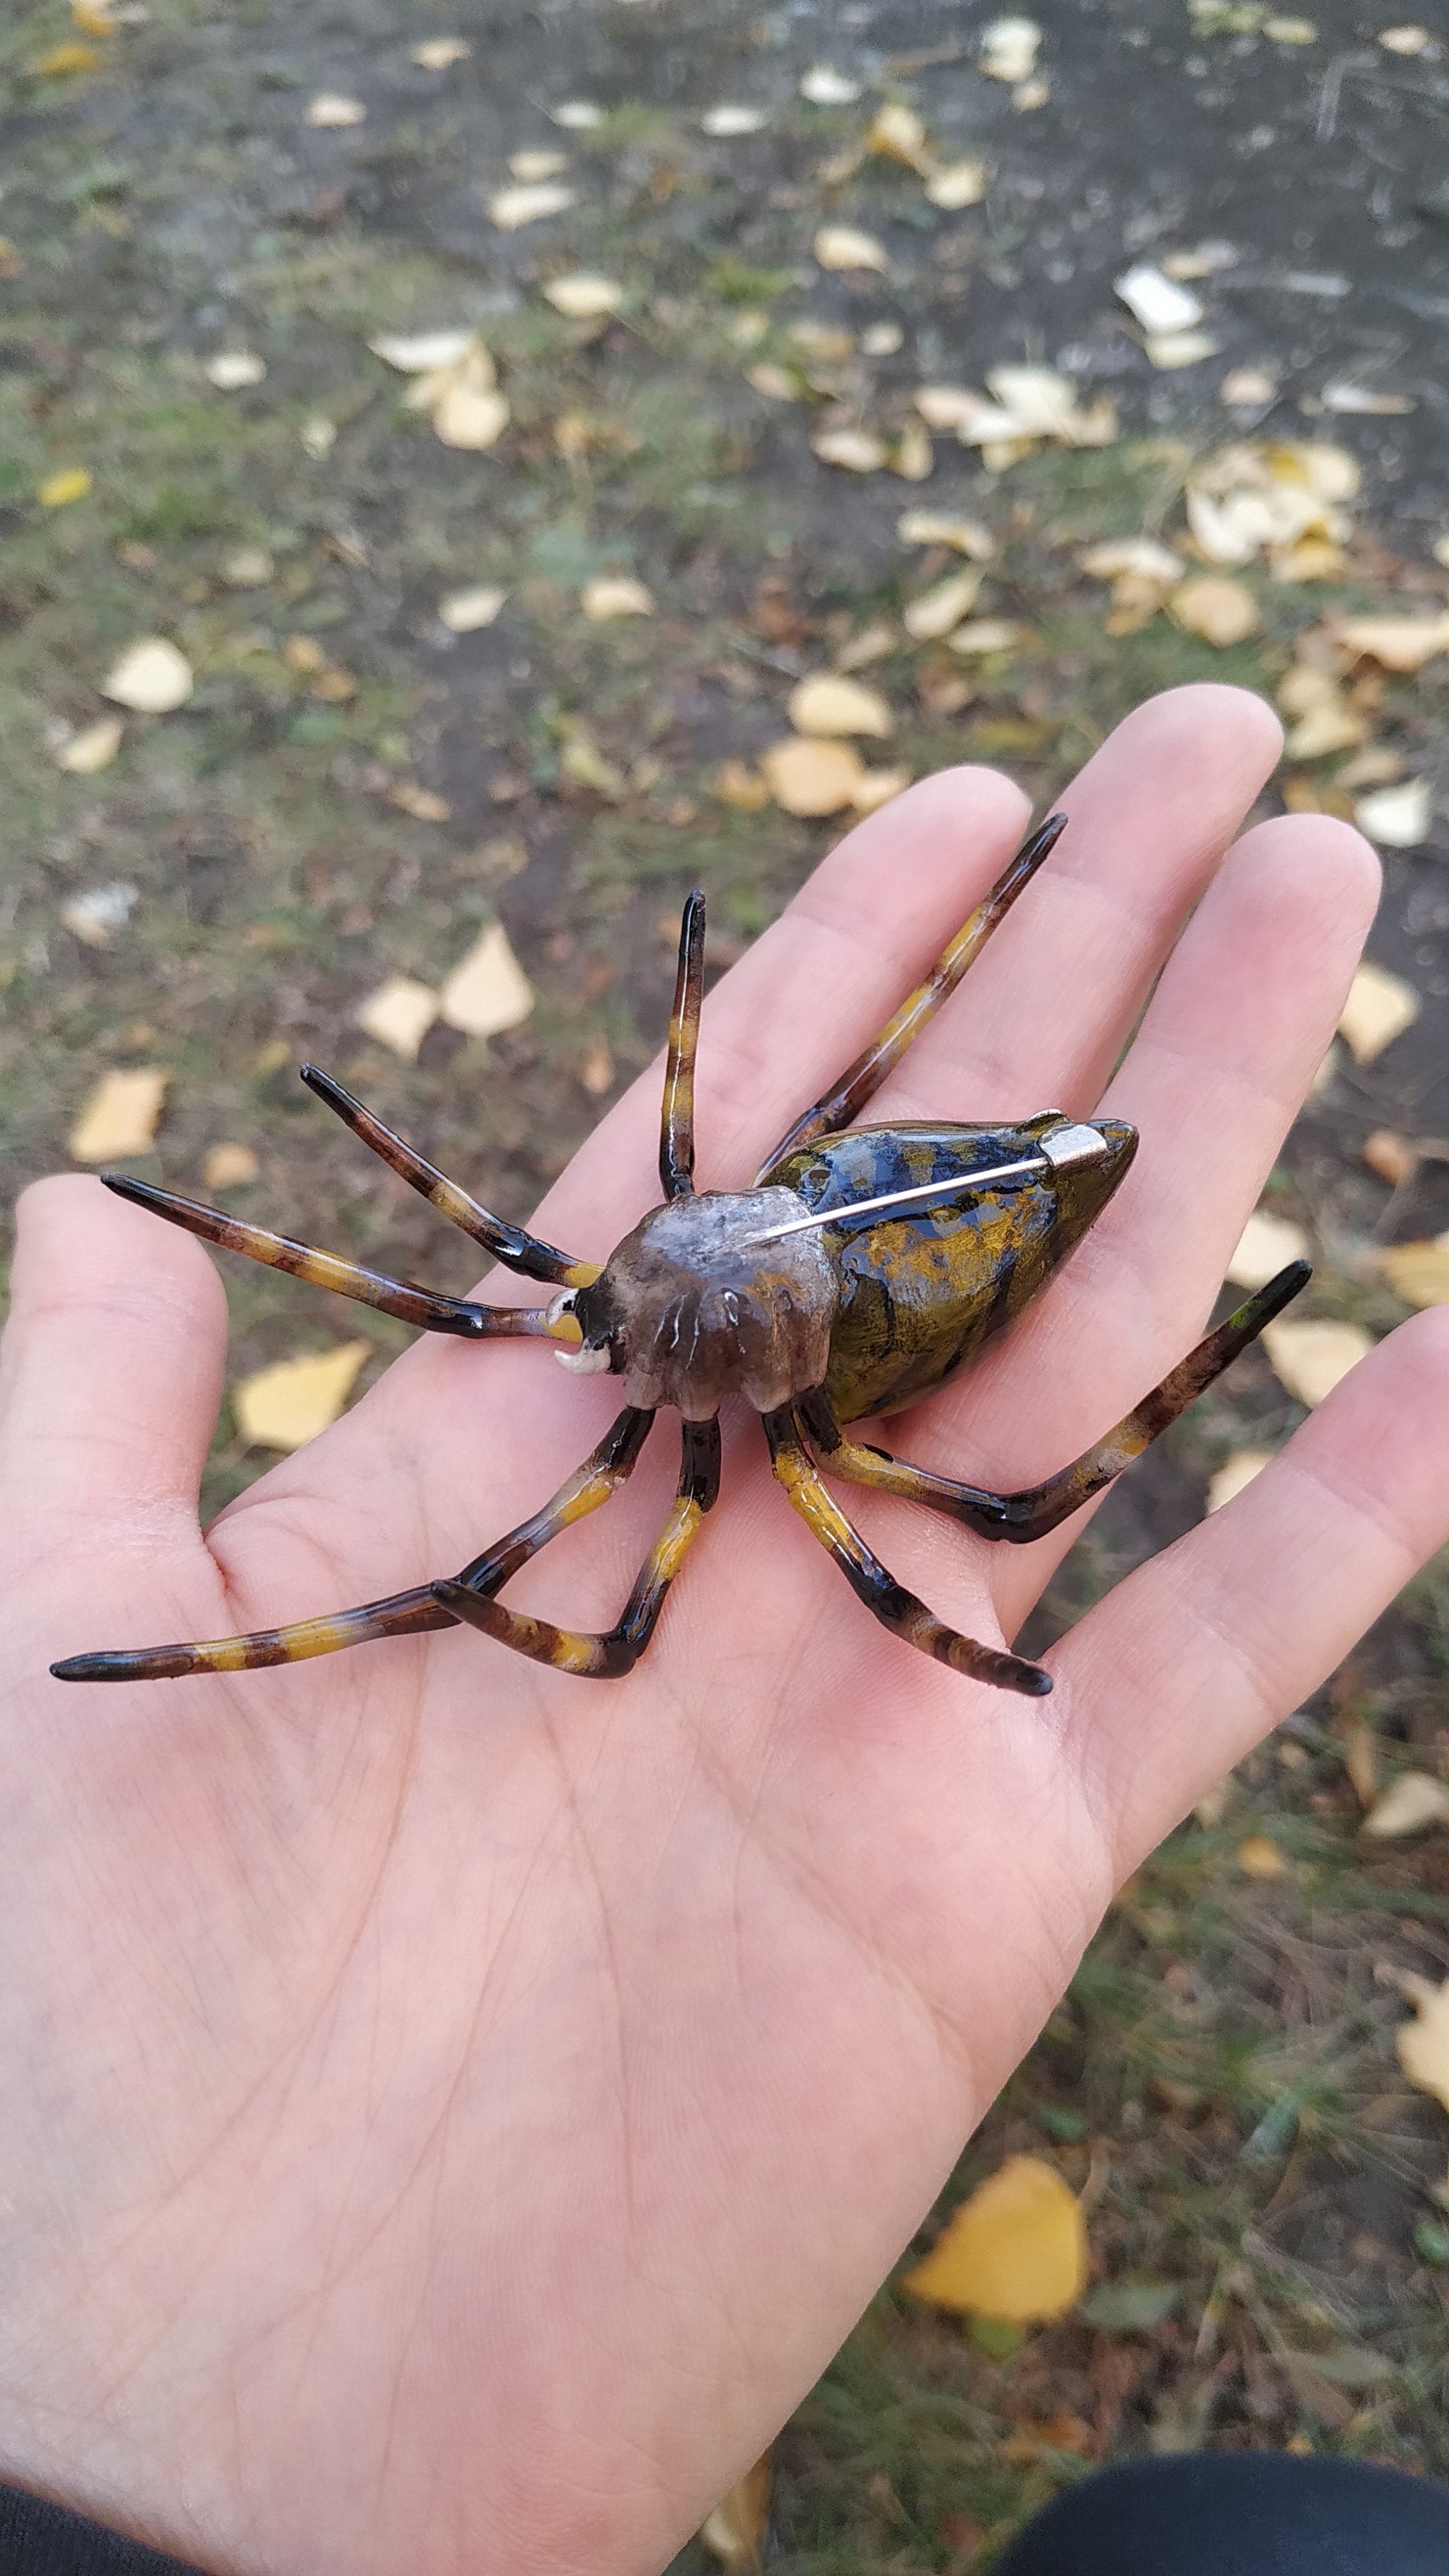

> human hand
[3,686,1446,2576]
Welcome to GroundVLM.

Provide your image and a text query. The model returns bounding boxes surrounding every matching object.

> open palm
[4,686,1447,2576]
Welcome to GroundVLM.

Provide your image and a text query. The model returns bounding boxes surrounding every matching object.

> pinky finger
[1051,1307,1449,1881]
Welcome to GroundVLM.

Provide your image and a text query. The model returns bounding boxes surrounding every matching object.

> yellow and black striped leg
[51,1408,658,1684]
[763,1407,1051,1698]
[757,813,1066,1172]
[299,1066,600,1291]
[435,1415,720,1677]
[99,1175,579,1343]
[659,890,706,1201]
[799,1263,1311,1548]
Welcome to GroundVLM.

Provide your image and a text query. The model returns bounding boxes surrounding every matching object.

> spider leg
[756,812,1066,1174]
[299,1066,599,1290]
[798,1264,1311,1546]
[659,890,705,1201]
[436,1414,720,1677]
[762,1407,1050,1698]
[51,1408,657,1683]
[99,1176,579,1342]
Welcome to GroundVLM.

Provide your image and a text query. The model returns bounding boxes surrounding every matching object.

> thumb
[0,1175,226,1554]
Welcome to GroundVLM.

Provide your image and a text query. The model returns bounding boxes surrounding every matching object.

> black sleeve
[1,2484,213,2575]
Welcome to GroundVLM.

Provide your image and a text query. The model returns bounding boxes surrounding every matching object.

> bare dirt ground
[1,3,1446,2567]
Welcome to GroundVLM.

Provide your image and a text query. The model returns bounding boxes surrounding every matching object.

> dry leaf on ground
[850,766,911,814]
[387,780,451,822]
[1145,330,1221,369]
[898,509,995,557]
[834,620,896,670]
[1377,1236,1449,1309]
[432,349,509,451]
[548,99,601,129]
[369,329,479,372]
[306,93,366,127]
[712,759,770,812]
[69,1068,168,1162]
[1262,1319,1372,1408]
[759,736,864,816]
[543,273,622,318]
[1226,1208,1308,1288]
[811,426,889,473]
[1363,1773,1449,1839]
[893,418,933,481]
[745,362,799,403]
[1116,263,1204,334]
[698,2455,770,2572]
[787,674,892,738]
[60,881,137,946]
[925,158,988,208]
[1172,574,1258,645]
[903,2155,1086,2322]
[357,974,441,1061]
[439,584,505,633]
[1388,1973,1449,2115]
[509,149,570,181]
[903,567,985,639]
[204,350,265,389]
[438,923,534,1039]
[221,545,273,587]
[412,37,471,68]
[1362,1128,1419,1188]
[813,225,890,275]
[947,620,1020,656]
[38,466,92,507]
[1338,962,1420,1064]
[1334,613,1449,672]
[203,1143,260,1191]
[559,729,625,798]
[581,575,654,620]
[1237,1835,1288,1879]
[1079,536,1185,584]
[867,102,930,166]
[799,64,862,104]
[981,17,1041,81]
[488,180,575,229]
[234,1342,369,1451]
[1206,1450,1274,1514]
[101,637,192,712]
[1354,778,1432,848]
[301,413,336,458]
[55,717,122,773]
[701,103,766,134]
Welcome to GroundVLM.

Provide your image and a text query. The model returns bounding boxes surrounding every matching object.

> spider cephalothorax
[52,815,1308,1700]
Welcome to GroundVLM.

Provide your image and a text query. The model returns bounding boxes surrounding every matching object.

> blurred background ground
[1,1,1447,2567]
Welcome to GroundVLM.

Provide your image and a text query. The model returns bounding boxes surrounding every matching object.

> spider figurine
[52,814,1308,1700]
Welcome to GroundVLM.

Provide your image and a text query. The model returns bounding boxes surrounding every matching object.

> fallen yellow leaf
[1362,1128,1419,1187]
[1237,1834,1288,1879]
[581,575,654,620]
[867,101,929,166]
[30,42,103,75]
[787,674,893,739]
[1362,1773,1449,1839]
[850,766,911,814]
[745,362,799,404]
[69,1068,169,1162]
[204,350,265,390]
[38,466,93,507]
[234,1342,369,1452]
[1172,574,1259,646]
[221,545,274,589]
[834,620,896,671]
[509,149,570,181]
[698,2454,770,2572]
[71,1,117,31]
[1284,699,1365,761]
[580,1039,613,1097]
[387,781,451,823]
[1338,961,1420,1064]
[813,224,890,275]
[101,637,192,713]
[897,509,995,557]
[759,736,864,816]
[432,353,509,451]
[306,93,366,127]
[1334,613,1449,673]
[543,272,623,319]
[439,583,506,633]
[1226,1208,1308,1289]
[357,974,441,1062]
[893,417,933,481]
[712,759,770,812]
[1262,1319,1373,1409]
[981,16,1042,82]
[412,37,471,68]
[903,2155,1087,2323]
[811,425,889,473]
[56,717,122,774]
[203,1143,260,1192]
[438,922,534,1039]
[560,729,625,798]
[1390,1973,1449,2115]
[925,158,988,208]
[1377,1236,1449,1310]
[488,180,575,229]
[1205,1449,1274,1514]
[369,328,479,373]
[60,881,137,945]
[947,620,1020,657]
[904,567,986,640]
[1354,778,1432,849]
[1079,536,1184,584]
